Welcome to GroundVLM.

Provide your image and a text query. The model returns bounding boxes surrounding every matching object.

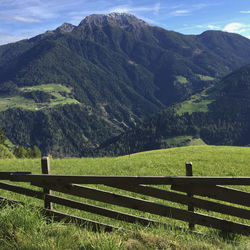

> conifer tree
[13,146,27,158]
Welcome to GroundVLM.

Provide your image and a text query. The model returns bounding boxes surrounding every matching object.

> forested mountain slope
[1,13,250,156]
[98,64,250,155]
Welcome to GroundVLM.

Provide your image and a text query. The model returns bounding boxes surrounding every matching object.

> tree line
[0,126,41,159]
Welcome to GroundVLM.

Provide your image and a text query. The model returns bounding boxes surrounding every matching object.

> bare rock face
[36,23,75,40]
[55,23,76,33]
[79,13,148,29]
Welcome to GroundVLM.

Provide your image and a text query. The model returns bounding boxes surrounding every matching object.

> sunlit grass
[0,146,249,248]
[161,136,206,147]
[196,74,215,81]
[0,83,79,111]
[0,204,248,250]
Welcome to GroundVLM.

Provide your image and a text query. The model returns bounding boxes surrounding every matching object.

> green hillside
[99,63,250,156]
[0,146,249,249]
[0,84,79,111]
[176,88,215,115]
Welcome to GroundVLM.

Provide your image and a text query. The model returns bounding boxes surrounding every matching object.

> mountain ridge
[1,13,250,156]
[79,13,149,28]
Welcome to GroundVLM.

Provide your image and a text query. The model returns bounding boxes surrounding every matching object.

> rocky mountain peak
[55,23,76,33]
[79,13,148,29]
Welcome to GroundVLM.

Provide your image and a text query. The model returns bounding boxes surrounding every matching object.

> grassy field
[176,87,215,115]
[0,145,250,249]
[175,76,189,84]
[162,136,206,147]
[177,94,214,115]
[0,84,79,111]
[196,74,215,81]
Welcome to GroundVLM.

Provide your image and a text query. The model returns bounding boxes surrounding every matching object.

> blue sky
[1,0,250,45]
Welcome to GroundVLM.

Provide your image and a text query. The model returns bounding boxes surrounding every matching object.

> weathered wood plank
[106,184,250,220]
[0,182,44,199]
[46,194,162,227]
[42,209,121,232]
[4,174,250,185]
[0,196,25,207]
[32,181,250,235]
[171,185,250,207]
[0,172,31,179]
[41,157,52,210]
[186,162,195,229]
[0,181,161,227]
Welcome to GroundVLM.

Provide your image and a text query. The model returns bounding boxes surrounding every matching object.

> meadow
[0,145,250,249]
[0,84,79,111]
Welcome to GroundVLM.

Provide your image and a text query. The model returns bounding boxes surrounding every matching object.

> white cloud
[196,24,220,29]
[13,16,40,23]
[25,6,58,19]
[207,25,220,29]
[223,23,247,34]
[169,2,221,18]
[171,10,190,16]
[240,11,250,14]
[175,10,189,14]
[153,3,161,15]
[68,2,163,25]
[0,0,79,22]
[0,13,40,23]
[108,4,161,14]
[109,6,130,13]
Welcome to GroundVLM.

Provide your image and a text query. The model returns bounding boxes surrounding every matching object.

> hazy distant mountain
[1,13,250,156]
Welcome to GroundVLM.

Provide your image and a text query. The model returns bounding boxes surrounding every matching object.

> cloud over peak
[223,23,247,34]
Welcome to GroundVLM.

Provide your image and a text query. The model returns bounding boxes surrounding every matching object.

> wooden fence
[0,157,250,235]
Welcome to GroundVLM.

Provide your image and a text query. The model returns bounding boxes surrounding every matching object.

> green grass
[177,91,214,114]
[21,84,72,93]
[175,75,188,84]
[0,146,249,249]
[162,136,206,147]
[0,144,15,158]
[188,138,206,146]
[0,84,79,111]
[196,74,215,81]
[2,204,246,250]
[4,138,14,148]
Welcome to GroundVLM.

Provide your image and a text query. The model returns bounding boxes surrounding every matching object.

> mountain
[1,13,250,157]
[55,23,76,33]
[98,63,250,155]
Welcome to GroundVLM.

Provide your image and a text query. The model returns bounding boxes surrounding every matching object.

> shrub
[0,144,15,158]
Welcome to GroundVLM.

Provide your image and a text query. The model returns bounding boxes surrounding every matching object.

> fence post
[41,156,53,210]
[186,162,194,230]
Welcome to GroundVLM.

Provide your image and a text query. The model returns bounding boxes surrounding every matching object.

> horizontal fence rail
[0,158,249,236]
[1,174,250,185]
[107,184,250,220]
[172,184,250,207]
[31,181,250,235]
